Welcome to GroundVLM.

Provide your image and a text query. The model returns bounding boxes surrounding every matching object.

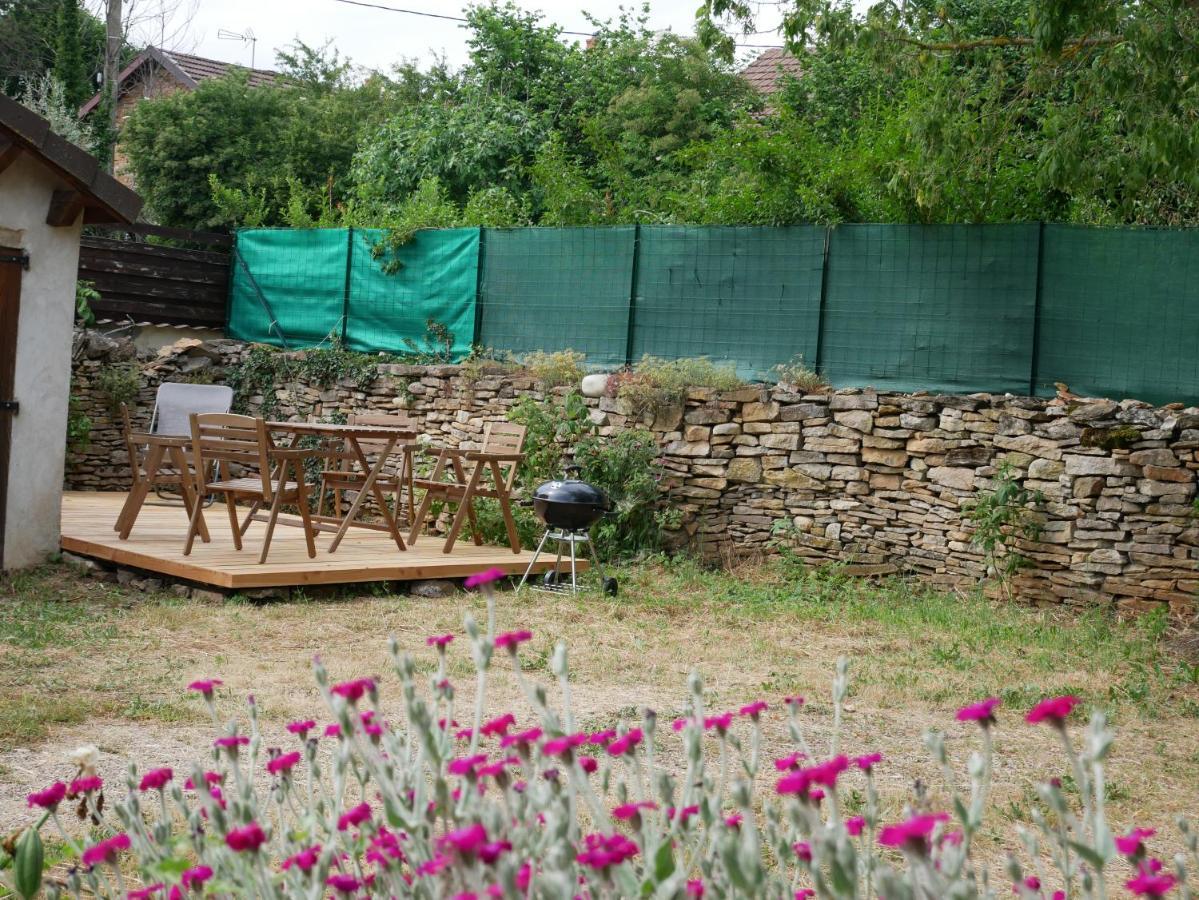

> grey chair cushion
[151,383,235,436]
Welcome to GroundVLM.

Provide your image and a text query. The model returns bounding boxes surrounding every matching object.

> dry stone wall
[67,331,1199,613]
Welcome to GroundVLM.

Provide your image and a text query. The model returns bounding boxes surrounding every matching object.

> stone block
[765,468,825,490]
[829,393,878,411]
[861,447,908,468]
[664,440,711,457]
[1028,458,1064,479]
[944,446,991,467]
[1063,455,1135,477]
[742,401,780,422]
[726,458,762,483]
[760,433,801,451]
[832,410,873,432]
[1143,465,1193,483]
[1129,448,1179,467]
[927,467,976,490]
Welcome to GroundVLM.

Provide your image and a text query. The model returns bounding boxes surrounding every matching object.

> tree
[0,0,106,99]
[52,0,92,107]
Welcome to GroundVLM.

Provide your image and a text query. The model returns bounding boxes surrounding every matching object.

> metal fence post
[813,226,832,376]
[340,226,353,344]
[625,224,641,366]
[473,227,486,349]
[1029,221,1045,397]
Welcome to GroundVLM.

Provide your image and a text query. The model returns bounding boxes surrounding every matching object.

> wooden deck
[60,492,567,589]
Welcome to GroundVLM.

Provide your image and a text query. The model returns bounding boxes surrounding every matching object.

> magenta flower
[589,728,617,746]
[27,781,66,810]
[672,717,692,732]
[465,567,506,588]
[878,812,950,852]
[266,751,302,776]
[1026,695,1080,726]
[500,727,543,750]
[739,700,768,719]
[324,723,342,738]
[704,712,734,732]
[1126,870,1177,897]
[796,891,816,899]
[1116,828,1156,857]
[957,696,1001,726]
[330,677,375,703]
[725,812,743,828]
[495,630,533,650]
[282,845,322,872]
[606,728,643,756]
[67,776,103,796]
[438,823,488,856]
[775,751,806,771]
[286,719,316,737]
[846,815,866,836]
[337,802,372,831]
[668,805,700,824]
[80,833,130,867]
[449,754,489,776]
[181,865,213,889]
[854,752,883,772]
[427,634,455,647]
[542,733,587,757]
[184,771,222,790]
[138,768,173,792]
[480,713,516,737]
[327,874,361,895]
[793,841,812,862]
[127,884,164,899]
[576,832,639,870]
[613,801,658,821]
[213,735,249,750]
[783,695,805,708]
[578,755,598,774]
[417,854,450,876]
[479,840,512,865]
[776,755,850,796]
[225,822,267,853]
[687,879,705,898]
[187,678,222,697]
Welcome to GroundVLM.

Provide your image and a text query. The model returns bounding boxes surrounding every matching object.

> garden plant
[5,569,1196,899]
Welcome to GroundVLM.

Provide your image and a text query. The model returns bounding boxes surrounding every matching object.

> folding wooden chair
[408,421,526,554]
[183,413,318,564]
[318,413,418,528]
[115,383,233,539]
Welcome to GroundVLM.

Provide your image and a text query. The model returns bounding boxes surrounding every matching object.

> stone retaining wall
[66,331,1199,613]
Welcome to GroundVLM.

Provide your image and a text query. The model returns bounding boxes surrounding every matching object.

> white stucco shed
[0,94,142,570]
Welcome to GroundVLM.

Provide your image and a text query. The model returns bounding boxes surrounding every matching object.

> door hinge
[0,400,18,413]
[0,251,29,270]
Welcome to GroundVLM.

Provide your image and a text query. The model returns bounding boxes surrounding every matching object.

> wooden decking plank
[59,492,576,589]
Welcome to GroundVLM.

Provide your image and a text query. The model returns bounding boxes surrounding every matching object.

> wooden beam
[45,189,86,227]
[0,136,19,175]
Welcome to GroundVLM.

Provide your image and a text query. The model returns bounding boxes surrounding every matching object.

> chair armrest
[422,446,468,459]
[269,448,327,461]
[465,451,525,463]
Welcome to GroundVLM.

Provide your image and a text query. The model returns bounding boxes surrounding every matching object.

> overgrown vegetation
[521,349,585,389]
[225,340,382,418]
[94,365,140,417]
[65,393,91,451]
[608,356,746,416]
[963,461,1045,602]
[73,280,99,328]
[772,355,829,392]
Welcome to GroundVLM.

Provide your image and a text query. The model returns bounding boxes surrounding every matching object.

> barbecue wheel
[542,570,559,587]
[602,577,618,597]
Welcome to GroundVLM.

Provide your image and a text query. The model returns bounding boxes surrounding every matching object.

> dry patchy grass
[1,556,1197,871]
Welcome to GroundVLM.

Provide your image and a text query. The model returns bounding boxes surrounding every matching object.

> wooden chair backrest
[120,403,140,481]
[347,413,417,456]
[481,420,526,490]
[189,413,273,498]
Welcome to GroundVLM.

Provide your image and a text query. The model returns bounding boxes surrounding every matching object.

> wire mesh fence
[226,224,1199,403]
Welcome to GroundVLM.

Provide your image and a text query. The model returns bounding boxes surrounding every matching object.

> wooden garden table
[264,421,416,553]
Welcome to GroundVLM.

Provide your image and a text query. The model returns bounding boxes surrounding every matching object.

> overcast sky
[130,0,789,75]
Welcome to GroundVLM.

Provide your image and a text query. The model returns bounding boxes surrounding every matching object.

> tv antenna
[217,28,258,69]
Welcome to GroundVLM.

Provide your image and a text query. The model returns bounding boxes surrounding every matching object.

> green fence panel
[820,224,1039,394]
[227,228,349,346]
[478,227,635,366]
[1035,225,1199,405]
[630,225,826,379]
[346,228,478,359]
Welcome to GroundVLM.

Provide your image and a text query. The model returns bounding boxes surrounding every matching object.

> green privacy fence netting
[226,223,1199,404]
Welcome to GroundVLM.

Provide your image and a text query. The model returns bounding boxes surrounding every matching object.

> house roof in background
[740,48,803,95]
[77,46,281,117]
[0,92,142,225]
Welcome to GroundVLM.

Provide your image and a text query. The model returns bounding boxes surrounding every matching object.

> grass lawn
[2,555,1197,872]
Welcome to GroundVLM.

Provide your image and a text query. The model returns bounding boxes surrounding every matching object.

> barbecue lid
[531,466,609,507]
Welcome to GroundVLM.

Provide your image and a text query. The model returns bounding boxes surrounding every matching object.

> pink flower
[27,782,66,809]
[1126,869,1177,897]
[479,840,511,864]
[481,713,516,737]
[957,697,1001,725]
[427,634,454,647]
[1116,828,1156,857]
[181,865,213,889]
[330,678,375,703]
[542,734,587,757]
[669,805,700,824]
[777,756,849,796]
[417,854,450,876]
[775,752,806,771]
[478,756,519,780]
[517,862,531,889]
[184,771,222,790]
[465,567,506,588]
[500,727,543,749]
[327,874,360,894]
[796,891,816,899]
[267,751,301,775]
[725,813,743,828]
[324,723,342,738]
[495,630,533,650]
[578,755,598,774]
[793,841,812,862]
[854,752,883,771]
[127,884,164,898]
[1026,695,1080,726]
[784,695,804,708]
[439,823,488,856]
[878,812,950,852]
[338,802,372,831]
[687,879,705,897]
[67,776,103,796]
[282,845,321,872]
[449,754,488,776]
[606,728,643,756]
[846,815,866,836]
[613,801,657,820]
[139,768,173,792]
[187,678,222,697]
[80,833,130,867]
[287,719,316,737]
[213,735,249,750]
[576,832,639,870]
[739,700,768,719]
[225,822,267,852]
[704,712,733,732]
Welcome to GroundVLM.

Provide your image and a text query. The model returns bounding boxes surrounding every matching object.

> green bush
[522,349,585,389]
[95,365,141,416]
[612,356,745,416]
[771,355,829,393]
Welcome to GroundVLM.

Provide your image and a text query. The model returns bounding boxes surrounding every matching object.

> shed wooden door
[0,248,21,569]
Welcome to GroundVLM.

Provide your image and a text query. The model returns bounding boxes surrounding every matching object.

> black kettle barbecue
[517,466,618,596]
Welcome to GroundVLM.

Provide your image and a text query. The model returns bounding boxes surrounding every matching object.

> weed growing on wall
[609,356,746,417]
[521,350,585,389]
[95,365,141,417]
[964,461,1045,601]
